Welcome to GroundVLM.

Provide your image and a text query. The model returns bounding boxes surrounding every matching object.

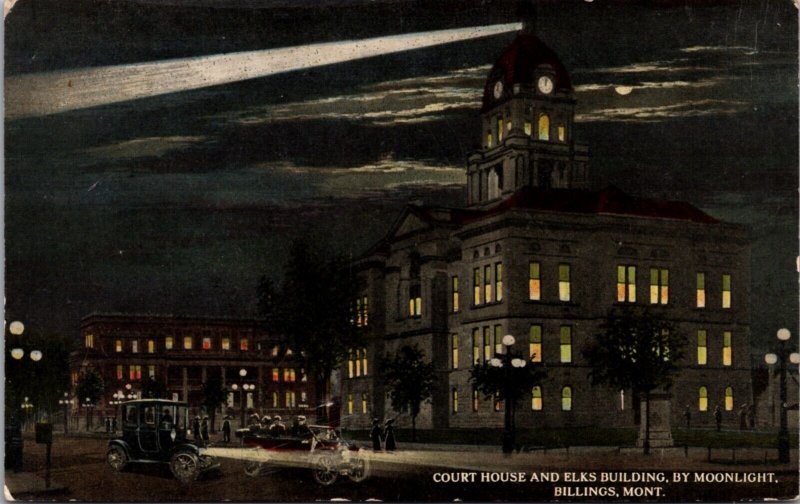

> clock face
[493,80,504,99]
[537,75,554,94]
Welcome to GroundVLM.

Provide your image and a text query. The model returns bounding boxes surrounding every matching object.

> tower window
[494,325,503,355]
[722,274,731,308]
[497,118,504,142]
[451,276,460,313]
[538,114,550,141]
[473,267,482,305]
[531,386,542,411]
[487,132,493,148]
[725,386,734,411]
[115,340,122,353]
[524,121,532,136]
[451,334,459,369]
[650,268,669,305]
[558,264,571,302]
[484,265,492,303]
[698,386,708,411]
[495,263,503,302]
[472,388,479,412]
[202,337,212,350]
[557,124,566,142]
[183,336,193,350]
[472,328,480,365]
[361,393,368,414]
[483,326,491,362]
[617,265,636,303]
[561,386,572,411]
[697,330,707,365]
[560,326,572,363]
[696,272,706,308]
[165,336,173,350]
[722,331,732,366]
[147,340,155,353]
[529,325,542,362]
[529,261,541,300]
[85,334,94,349]
[131,340,139,353]
[452,388,459,413]
[409,284,422,317]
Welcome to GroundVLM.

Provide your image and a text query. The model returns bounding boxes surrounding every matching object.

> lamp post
[764,328,799,464]
[489,334,527,454]
[58,393,74,434]
[125,383,137,400]
[231,368,255,428]
[21,397,34,431]
[83,398,96,432]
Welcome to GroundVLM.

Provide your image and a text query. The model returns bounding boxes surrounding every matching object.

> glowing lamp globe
[9,321,24,335]
[777,328,791,341]
[11,348,24,360]
[790,353,800,365]
[765,353,778,365]
[30,350,42,362]
[502,335,515,347]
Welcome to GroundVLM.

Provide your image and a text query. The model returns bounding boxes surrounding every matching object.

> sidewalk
[4,471,68,498]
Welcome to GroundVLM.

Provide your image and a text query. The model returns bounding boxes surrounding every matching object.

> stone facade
[340,30,752,433]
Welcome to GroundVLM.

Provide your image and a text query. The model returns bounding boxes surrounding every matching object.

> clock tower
[466,27,590,206]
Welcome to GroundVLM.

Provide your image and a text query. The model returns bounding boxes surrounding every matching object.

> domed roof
[481,34,572,112]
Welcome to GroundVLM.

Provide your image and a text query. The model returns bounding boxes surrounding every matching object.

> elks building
[341,28,751,431]
[70,313,316,418]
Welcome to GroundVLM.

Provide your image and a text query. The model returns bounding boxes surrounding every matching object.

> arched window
[561,386,572,411]
[538,114,550,141]
[725,387,734,411]
[698,386,708,411]
[531,386,542,411]
[488,169,500,199]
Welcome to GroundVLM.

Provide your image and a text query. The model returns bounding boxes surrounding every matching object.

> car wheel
[106,446,128,472]
[347,455,370,483]
[312,454,339,486]
[244,461,263,477]
[170,451,199,483]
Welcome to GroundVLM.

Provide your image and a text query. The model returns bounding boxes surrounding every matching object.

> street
[6,434,799,501]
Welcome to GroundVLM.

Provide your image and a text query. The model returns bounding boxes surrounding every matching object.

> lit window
[355,349,362,376]
[723,331,732,366]
[494,325,503,355]
[202,337,212,350]
[409,284,422,317]
[362,296,369,326]
[165,336,173,350]
[472,389,479,412]
[558,264,571,302]
[131,340,138,353]
[347,394,354,414]
[85,334,94,349]
[531,386,542,411]
[529,262,541,300]
[538,114,550,141]
[494,393,502,412]
[361,348,368,376]
[560,326,572,363]
[619,390,625,410]
[529,325,542,362]
[348,350,354,378]
[286,391,296,408]
[301,392,307,403]
[722,274,731,308]
[473,268,482,305]
[472,328,480,365]
[617,265,636,303]
[301,369,308,382]
[147,340,155,353]
[240,338,249,351]
[361,393,368,414]
[484,265,492,303]
[696,272,706,308]
[451,276,460,313]
[222,338,230,350]
[698,386,708,411]
[272,367,279,382]
[524,121,532,136]
[725,387,734,411]
[649,268,669,305]
[495,263,503,302]
[561,386,572,411]
[697,330,707,365]
[497,118,504,142]
[115,340,122,353]
[148,365,156,378]
[129,365,142,381]
[452,388,459,413]
[487,133,493,148]
[452,334,459,369]
[506,120,512,132]
[557,124,565,142]
[283,368,296,383]
[183,336,193,350]
[483,327,491,362]
[272,392,278,408]
[116,365,123,380]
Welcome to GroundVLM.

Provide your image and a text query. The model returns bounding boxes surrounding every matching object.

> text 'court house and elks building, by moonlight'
[341,21,751,434]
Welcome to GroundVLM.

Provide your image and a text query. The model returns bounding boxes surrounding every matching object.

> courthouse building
[341,27,752,431]
[70,313,316,419]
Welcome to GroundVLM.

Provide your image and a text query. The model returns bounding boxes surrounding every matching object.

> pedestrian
[192,415,202,443]
[201,416,210,445]
[713,405,722,432]
[383,418,396,451]
[738,405,747,430]
[222,415,232,443]
[683,404,691,429]
[370,418,382,451]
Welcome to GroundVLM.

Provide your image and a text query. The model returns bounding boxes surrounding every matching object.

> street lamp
[489,334,527,454]
[58,392,75,434]
[764,328,799,464]
[83,397,96,432]
[125,383,137,400]
[21,397,34,431]
[231,368,255,428]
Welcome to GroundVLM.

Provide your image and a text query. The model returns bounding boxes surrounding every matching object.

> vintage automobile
[105,399,217,482]
[239,424,369,485]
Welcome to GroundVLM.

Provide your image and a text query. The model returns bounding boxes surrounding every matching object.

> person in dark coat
[713,406,722,432]
[201,416,210,445]
[383,418,396,451]
[222,415,232,443]
[192,416,202,443]
[370,418,382,451]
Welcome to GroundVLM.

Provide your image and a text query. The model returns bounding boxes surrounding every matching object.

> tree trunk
[643,390,651,455]
[411,415,417,442]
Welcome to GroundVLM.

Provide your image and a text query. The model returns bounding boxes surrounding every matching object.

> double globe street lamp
[58,393,75,434]
[231,368,255,429]
[764,328,800,464]
[21,397,34,431]
[489,334,527,454]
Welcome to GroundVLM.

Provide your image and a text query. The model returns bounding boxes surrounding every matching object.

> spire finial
[518,0,536,35]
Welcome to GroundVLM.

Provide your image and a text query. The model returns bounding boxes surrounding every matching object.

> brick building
[341,28,752,432]
[69,313,316,423]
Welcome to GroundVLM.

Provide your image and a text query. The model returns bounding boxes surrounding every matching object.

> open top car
[239,424,369,485]
[106,399,218,483]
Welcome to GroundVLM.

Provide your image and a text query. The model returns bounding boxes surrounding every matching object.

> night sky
[4,0,798,355]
